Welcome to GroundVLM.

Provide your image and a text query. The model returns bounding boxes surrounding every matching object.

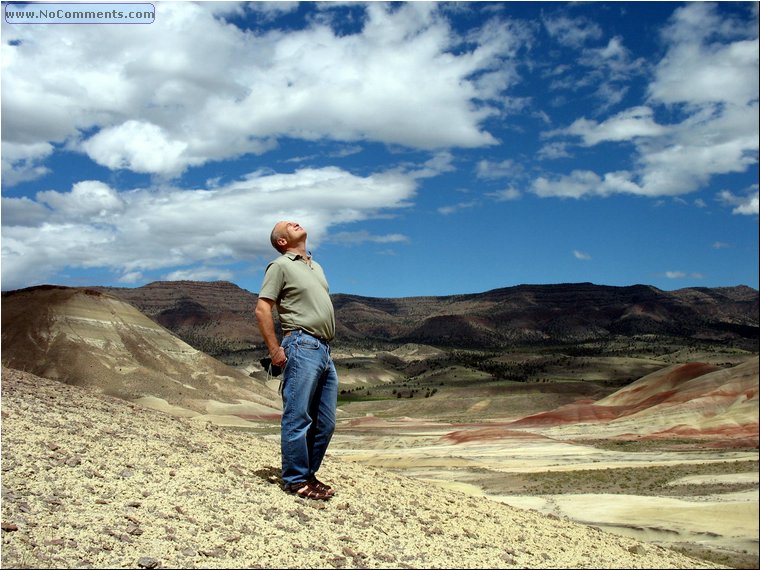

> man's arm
[255,297,287,367]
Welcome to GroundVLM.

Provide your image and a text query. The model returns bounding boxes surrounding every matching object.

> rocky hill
[333,283,759,347]
[1,285,279,417]
[92,281,759,353]
[1,366,720,569]
[506,357,759,447]
[94,280,260,355]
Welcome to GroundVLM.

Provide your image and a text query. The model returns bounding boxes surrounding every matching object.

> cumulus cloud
[0,167,418,290]
[1,141,53,185]
[552,106,667,146]
[81,121,192,176]
[718,188,760,215]
[36,181,124,221]
[531,169,641,199]
[648,2,759,107]
[0,196,49,227]
[1,2,521,180]
[538,3,758,199]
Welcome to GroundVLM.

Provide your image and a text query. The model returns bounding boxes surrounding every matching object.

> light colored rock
[1,367,720,569]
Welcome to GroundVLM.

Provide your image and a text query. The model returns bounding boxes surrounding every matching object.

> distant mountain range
[1,282,757,447]
[89,280,759,353]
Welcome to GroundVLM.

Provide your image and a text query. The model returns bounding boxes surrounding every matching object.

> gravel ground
[1,367,724,569]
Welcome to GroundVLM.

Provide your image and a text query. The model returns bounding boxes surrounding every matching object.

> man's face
[286,221,304,231]
[276,221,307,248]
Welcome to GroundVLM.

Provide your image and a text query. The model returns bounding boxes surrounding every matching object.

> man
[255,221,338,500]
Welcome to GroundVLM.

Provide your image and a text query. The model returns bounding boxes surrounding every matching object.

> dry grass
[467,459,759,497]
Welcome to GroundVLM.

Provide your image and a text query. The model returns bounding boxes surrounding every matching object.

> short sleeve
[258,261,285,301]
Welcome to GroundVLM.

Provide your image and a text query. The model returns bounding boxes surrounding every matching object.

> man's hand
[270,345,287,367]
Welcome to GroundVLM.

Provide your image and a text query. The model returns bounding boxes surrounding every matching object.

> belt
[283,329,330,344]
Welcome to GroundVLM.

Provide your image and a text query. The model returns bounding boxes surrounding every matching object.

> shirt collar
[284,251,312,262]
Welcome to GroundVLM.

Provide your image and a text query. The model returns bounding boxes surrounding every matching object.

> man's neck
[286,245,309,258]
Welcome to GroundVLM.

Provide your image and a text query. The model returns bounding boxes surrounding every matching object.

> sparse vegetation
[584,438,756,453]
[472,459,759,497]
[668,543,759,570]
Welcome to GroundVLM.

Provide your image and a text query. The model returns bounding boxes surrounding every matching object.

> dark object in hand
[259,357,282,377]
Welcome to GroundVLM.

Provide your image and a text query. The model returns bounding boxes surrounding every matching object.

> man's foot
[309,477,335,497]
[284,480,332,500]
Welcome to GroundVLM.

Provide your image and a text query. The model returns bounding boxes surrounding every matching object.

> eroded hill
[1,285,279,417]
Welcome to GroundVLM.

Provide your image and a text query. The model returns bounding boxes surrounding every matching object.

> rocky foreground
[1,367,723,569]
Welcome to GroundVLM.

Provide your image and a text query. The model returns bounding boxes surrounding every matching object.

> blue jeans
[280,330,338,486]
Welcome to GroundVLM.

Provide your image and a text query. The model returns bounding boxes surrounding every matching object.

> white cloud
[718,189,760,216]
[537,141,571,161]
[1,2,521,179]
[118,271,144,284]
[240,2,299,20]
[664,271,704,280]
[476,159,523,180]
[163,267,235,282]
[648,3,759,107]
[581,36,639,76]
[628,4,758,198]
[1,196,49,227]
[407,152,457,180]
[665,271,686,279]
[573,250,592,261]
[537,3,757,200]
[36,181,124,221]
[1,141,53,185]
[487,187,521,201]
[554,106,667,146]
[81,121,192,176]
[531,169,640,199]
[576,36,646,111]
[542,14,602,48]
[327,231,409,245]
[437,200,479,215]
[0,167,418,290]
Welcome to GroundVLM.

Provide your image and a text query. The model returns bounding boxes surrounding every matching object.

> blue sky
[1,1,758,298]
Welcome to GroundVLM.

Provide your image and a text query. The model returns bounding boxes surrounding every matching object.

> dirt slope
[1,367,721,569]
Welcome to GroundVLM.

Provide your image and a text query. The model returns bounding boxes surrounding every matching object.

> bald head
[270,221,307,253]
[270,221,288,253]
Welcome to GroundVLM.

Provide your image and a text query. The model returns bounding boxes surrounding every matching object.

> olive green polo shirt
[258,252,335,342]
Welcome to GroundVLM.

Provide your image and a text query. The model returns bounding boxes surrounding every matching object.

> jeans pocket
[296,336,320,350]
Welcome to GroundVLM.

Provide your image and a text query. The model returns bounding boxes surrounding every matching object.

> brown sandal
[284,480,332,501]
[309,477,335,497]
